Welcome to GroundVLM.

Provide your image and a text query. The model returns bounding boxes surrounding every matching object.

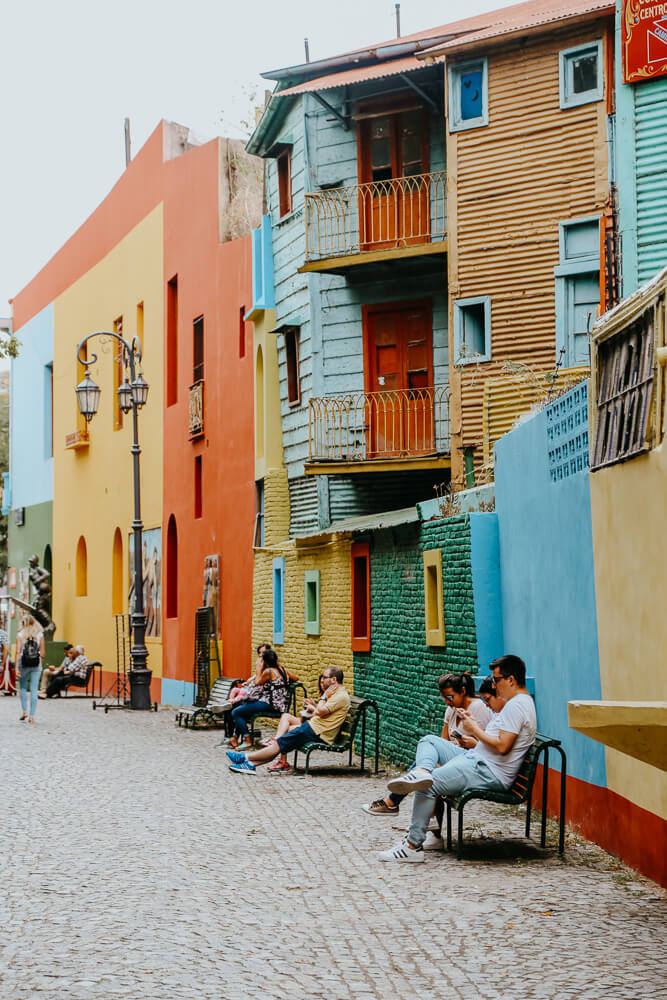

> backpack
[21,637,40,668]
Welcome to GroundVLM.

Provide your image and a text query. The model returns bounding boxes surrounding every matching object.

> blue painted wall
[469,512,505,673]
[494,384,606,788]
[10,304,54,510]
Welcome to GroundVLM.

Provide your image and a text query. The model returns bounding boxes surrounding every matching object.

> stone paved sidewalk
[1,698,664,1000]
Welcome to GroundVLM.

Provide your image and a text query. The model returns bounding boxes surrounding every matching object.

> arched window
[255,345,264,460]
[112,527,123,615]
[166,515,178,618]
[75,536,87,597]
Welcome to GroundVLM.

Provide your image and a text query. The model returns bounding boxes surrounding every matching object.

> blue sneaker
[226,750,247,765]
[229,760,256,774]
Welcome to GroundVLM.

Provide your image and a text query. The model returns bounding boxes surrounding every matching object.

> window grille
[592,307,655,470]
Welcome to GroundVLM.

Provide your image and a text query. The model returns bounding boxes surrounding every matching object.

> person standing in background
[15,615,45,723]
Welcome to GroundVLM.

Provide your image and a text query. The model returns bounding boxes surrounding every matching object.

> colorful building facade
[10,121,259,701]
[423,0,615,483]
[7,304,54,643]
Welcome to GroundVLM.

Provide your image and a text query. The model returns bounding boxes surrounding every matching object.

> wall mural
[129,527,162,638]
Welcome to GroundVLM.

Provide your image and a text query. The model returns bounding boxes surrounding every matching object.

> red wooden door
[366,303,434,456]
[359,110,428,251]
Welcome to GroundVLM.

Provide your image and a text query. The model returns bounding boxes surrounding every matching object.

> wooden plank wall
[447,21,612,480]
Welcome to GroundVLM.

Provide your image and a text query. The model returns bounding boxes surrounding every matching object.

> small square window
[559,41,603,110]
[453,296,491,365]
[448,59,488,132]
[304,570,320,635]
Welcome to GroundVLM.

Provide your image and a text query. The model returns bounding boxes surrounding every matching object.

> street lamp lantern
[117,377,134,413]
[131,371,149,408]
[75,368,101,422]
[74,331,153,711]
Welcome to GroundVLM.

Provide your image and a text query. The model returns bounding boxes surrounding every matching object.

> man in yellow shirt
[227,666,350,775]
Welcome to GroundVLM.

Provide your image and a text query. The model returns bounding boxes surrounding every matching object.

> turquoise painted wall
[494,383,606,789]
[10,304,54,510]
[615,3,667,294]
[7,499,53,645]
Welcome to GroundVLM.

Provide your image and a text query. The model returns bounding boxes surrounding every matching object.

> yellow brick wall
[252,537,354,699]
[263,466,290,546]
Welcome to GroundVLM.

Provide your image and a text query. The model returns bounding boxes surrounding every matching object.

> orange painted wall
[161,140,254,692]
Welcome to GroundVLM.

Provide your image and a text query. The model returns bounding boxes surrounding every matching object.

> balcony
[189,380,204,438]
[306,386,451,475]
[301,171,447,277]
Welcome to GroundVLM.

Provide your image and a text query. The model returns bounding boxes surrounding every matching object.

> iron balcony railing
[189,379,204,437]
[304,171,447,262]
[309,385,450,462]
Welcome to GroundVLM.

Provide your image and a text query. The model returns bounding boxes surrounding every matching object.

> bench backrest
[507,736,549,803]
[331,696,366,746]
[207,677,239,708]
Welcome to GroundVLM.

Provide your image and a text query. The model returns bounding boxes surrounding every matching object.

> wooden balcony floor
[299,240,447,276]
[305,453,451,475]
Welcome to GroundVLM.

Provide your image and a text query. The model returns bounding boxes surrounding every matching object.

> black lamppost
[75,332,152,710]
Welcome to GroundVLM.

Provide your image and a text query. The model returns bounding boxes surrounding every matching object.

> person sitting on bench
[39,643,73,698]
[362,670,493,818]
[46,646,89,698]
[377,655,536,863]
[226,666,350,775]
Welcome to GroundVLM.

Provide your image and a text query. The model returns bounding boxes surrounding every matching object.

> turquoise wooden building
[247,31,455,534]
[616,0,667,292]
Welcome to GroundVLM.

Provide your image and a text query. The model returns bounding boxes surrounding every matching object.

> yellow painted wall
[53,206,164,676]
[253,536,354,698]
[590,448,667,821]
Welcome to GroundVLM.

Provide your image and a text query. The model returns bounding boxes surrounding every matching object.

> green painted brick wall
[353,515,479,766]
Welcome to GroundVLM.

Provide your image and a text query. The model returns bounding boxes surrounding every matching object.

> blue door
[565,272,599,366]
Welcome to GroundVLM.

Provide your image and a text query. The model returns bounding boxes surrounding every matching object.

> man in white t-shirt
[378,655,536,863]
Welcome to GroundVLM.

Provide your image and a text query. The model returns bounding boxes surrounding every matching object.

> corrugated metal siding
[329,470,449,521]
[452,23,610,463]
[289,475,319,536]
[482,366,588,463]
[635,79,667,286]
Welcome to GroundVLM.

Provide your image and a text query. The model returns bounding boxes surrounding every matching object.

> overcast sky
[0,0,517,324]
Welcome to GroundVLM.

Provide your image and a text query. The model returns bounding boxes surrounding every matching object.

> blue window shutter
[273,556,285,644]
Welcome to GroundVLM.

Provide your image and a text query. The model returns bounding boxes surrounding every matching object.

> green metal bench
[247,681,308,743]
[175,676,242,730]
[443,734,567,857]
[292,696,380,776]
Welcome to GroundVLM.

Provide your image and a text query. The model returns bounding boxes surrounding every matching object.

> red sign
[623,0,667,83]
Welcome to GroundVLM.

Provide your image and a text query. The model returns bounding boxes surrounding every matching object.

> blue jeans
[231,699,271,738]
[19,665,42,717]
[407,736,504,847]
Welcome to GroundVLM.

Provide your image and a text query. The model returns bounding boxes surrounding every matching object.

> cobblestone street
[1,698,664,1000]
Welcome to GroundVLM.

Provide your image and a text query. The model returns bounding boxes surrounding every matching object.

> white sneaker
[423,830,444,851]
[426,816,440,832]
[377,839,425,863]
[387,767,433,796]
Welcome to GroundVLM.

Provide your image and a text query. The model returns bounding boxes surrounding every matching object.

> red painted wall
[533,766,667,887]
[161,141,254,692]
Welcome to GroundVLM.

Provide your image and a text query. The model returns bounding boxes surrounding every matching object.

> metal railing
[309,385,450,462]
[304,171,446,261]
[189,380,204,437]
